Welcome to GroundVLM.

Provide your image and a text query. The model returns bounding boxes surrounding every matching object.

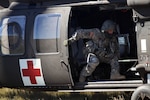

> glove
[63,37,75,46]
[64,39,69,46]
[63,32,77,46]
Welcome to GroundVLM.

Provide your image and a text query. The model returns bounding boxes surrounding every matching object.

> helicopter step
[61,80,143,92]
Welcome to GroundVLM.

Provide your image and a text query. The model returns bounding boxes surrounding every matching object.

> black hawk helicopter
[0,0,150,99]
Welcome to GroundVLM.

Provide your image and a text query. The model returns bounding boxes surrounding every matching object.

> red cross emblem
[22,61,41,84]
[19,59,45,86]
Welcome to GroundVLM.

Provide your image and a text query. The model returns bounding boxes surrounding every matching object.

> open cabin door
[33,7,73,87]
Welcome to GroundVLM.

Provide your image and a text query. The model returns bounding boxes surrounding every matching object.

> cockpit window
[34,13,61,53]
[0,16,25,55]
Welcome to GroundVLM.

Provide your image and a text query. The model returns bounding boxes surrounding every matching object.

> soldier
[64,20,125,82]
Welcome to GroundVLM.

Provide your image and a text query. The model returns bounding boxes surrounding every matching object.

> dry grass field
[0,87,133,100]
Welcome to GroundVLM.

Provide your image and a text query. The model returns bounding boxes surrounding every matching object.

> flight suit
[68,28,125,82]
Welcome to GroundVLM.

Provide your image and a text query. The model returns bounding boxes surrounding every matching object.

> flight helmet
[101,20,116,33]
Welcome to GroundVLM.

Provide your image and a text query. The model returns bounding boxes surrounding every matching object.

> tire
[131,84,150,100]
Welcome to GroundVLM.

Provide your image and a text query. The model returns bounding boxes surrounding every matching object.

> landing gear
[131,84,150,100]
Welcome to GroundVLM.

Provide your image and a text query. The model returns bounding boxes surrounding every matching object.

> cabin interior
[68,5,140,83]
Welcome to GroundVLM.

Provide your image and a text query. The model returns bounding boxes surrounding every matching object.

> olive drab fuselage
[0,1,150,96]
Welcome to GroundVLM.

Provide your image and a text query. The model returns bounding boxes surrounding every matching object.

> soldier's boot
[79,64,97,82]
[110,69,125,80]
[79,65,88,82]
[110,57,126,80]
[79,75,86,82]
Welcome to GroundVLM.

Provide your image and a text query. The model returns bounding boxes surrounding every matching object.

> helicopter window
[34,13,61,53]
[0,16,25,55]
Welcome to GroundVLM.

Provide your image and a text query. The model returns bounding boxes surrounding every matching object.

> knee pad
[87,53,99,68]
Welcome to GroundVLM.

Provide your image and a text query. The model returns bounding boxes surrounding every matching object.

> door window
[34,13,61,53]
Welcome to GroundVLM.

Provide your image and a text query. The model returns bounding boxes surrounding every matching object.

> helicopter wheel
[131,84,150,100]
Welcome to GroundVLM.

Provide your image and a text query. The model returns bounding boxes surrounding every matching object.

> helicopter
[0,0,150,99]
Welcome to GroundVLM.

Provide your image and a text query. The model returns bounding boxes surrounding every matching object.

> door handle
[61,60,69,72]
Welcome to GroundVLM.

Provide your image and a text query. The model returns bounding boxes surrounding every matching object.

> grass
[0,88,133,100]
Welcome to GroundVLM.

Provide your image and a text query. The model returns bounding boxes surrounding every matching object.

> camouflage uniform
[67,20,125,82]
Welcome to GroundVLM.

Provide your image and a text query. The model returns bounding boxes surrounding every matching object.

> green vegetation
[0,88,133,100]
